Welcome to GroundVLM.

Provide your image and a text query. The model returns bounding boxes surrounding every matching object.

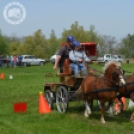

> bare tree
[98,35,117,55]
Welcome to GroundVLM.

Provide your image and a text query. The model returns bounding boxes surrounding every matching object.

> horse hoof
[84,110,91,118]
[84,113,89,118]
[101,120,106,124]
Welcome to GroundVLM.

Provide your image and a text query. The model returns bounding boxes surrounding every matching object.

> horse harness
[84,66,123,98]
[118,75,134,98]
[92,76,119,99]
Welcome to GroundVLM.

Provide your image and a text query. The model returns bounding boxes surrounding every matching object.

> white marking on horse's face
[119,75,126,86]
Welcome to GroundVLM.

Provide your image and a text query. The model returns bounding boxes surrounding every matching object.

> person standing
[53,35,75,70]
[10,55,14,67]
[18,54,23,67]
[13,55,17,68]
[6,54,10,68]
[0,55,5,68]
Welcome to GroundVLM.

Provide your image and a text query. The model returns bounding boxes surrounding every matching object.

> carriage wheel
[56,86,69,113]
[44,89,54,109]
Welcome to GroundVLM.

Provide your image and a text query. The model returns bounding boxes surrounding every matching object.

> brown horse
[113,73,134,121]
[78,61,126,123]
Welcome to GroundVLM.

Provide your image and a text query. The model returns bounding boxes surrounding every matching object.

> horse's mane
[103,61,121,72]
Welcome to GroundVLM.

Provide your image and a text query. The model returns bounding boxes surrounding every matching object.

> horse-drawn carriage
[44,42,98,113]
[43,42,131,123]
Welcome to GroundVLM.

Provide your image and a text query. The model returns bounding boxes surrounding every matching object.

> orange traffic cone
[114,104,119,111]
[39,92,51,114]
[0,72,5,79]
[121,97,127,110]
[114,97,127,111]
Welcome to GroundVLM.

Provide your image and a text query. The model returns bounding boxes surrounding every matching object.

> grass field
[0,62,134,134]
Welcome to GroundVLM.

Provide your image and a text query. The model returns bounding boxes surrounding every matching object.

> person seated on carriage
[69,40,91,77]
[53,35,75,72]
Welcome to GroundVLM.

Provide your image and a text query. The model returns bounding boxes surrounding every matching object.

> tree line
[0,21,134,59]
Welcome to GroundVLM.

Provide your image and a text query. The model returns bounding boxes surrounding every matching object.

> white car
[98,54,123,63]
[20,55,46,66]
[114,55,123,63]
[50,50,59,63]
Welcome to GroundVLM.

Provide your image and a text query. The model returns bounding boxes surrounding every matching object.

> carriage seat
[56,59,73,77]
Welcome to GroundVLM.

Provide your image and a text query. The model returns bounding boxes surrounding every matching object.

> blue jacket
[18,55,22,61]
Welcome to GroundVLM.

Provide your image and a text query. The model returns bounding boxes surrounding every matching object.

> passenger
[69,41,91,77]
[53,35,75,71]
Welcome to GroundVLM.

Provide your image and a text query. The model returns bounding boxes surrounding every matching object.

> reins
[88,65,104,75]
[88,76,119,95]
[119,80,134,97]
[88,66,120,86]
[84,65,125,95]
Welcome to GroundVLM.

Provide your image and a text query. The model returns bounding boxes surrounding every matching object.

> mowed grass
[0,62,134,134]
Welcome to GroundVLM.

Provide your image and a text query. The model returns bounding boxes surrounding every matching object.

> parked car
[97,54,123,63]
[114,55,123,63]
[18,55,46,66]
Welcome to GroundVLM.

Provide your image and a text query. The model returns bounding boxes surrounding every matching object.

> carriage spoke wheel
[56,86,69,113]
[44,90,54,109]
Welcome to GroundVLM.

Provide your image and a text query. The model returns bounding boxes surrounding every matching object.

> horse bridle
[87,66,125,96]
[119,76,134,98]
[103,66,125,87]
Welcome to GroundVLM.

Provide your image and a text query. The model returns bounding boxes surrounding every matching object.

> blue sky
[0,0,134,41]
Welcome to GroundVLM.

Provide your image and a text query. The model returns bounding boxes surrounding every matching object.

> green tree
[61,21,99,43]
[46,30,60,57]
[0,31,9,55]
[19,29,47,58]
[118,34,134,58]
[10,41,21,55]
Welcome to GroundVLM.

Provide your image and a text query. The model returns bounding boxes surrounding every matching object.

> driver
[53,35,75,70]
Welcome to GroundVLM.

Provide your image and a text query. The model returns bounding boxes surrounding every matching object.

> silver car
[21,55,45,66]
[98,54,123,63]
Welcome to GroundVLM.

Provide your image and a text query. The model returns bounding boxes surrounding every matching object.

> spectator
[13,55,17,68]
[0,55,5,68]
[6,54,10,68]
[10,55,14,67]
[18,54,23,67]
